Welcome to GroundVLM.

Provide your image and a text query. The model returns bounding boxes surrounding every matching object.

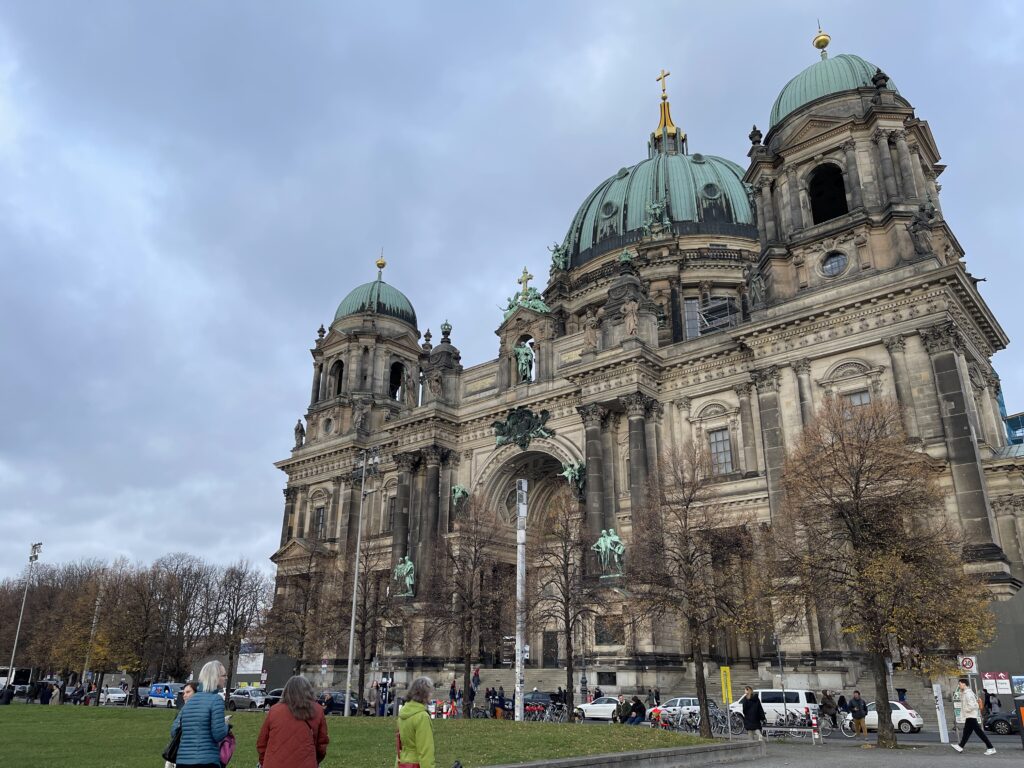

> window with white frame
[842,389,871,408]
[708,428,734,475]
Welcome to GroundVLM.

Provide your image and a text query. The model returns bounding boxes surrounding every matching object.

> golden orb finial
[812,22,831,58]
[375,247,386,272]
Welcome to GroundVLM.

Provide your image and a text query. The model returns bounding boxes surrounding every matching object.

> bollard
[809,706,821,745]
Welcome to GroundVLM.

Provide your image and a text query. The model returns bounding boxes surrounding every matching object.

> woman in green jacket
[396,677,435,768]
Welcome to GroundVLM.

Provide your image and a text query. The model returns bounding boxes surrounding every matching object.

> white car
[650,696,720,721]
[575,696,620,720]
[99,687,128,705]
[844,700,923,733]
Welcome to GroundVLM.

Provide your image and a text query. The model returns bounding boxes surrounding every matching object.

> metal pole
[514,479,527,722]
[82,576,104,686]
[775,633,788,723]
[6,543,41,689]
[344,450,377,717]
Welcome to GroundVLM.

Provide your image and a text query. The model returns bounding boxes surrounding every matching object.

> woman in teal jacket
[172,661,229,768]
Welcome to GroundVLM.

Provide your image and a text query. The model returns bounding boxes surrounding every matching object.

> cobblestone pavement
[727,738,1021,766]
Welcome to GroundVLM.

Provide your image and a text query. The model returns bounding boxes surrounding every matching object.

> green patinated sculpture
[591,528,625,575]
[548,242,569,272]
[503,287,552,319]
[393,556,415,597]
[452,484,469,506]
[617,248,634,264]
[493,406,554,451]
[514,341,534,382]
[559,460,586,496]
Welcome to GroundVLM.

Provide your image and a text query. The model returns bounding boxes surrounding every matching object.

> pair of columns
[392,447,455,571]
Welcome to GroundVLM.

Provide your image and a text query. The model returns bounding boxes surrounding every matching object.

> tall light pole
[344,447,379,717]
[6,542,42,688]
[514,479,527,722]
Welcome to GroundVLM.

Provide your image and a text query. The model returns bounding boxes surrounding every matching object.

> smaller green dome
[770,53,897,128]
[334,275,417,327]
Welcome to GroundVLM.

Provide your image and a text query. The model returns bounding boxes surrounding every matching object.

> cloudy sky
[1,1,1021,580]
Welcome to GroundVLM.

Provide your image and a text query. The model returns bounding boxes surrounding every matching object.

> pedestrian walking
[256,676,329,768]
[396,676,436,768]
[449,679,457,702]
[848,690,868,738]
[952,679,996,755]
[164,682,198,768]
[171,661,230,768]
[654,687,661,706]
[593,685,603,699]
[472,667,480,691]
[819,689,838,728]
[741,686,766,740]
[644,688,656,709]
[48,684,60,706]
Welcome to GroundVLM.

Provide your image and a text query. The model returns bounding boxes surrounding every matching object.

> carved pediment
[783,116,851,151]
[269,538,334,566]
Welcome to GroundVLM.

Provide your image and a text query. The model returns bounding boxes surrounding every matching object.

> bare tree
[265,545,332,675]
[216,560,271,689]
[774,397,994,748]
[533,486,604,713]
[630,443,762,738]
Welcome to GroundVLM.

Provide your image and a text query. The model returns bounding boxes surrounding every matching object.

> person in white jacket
[952,679,996,755]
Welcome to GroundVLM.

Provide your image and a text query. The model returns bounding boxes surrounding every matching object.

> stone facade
[270,44,1024,690]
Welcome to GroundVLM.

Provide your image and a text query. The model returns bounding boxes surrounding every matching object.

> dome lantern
[333,257,417,328]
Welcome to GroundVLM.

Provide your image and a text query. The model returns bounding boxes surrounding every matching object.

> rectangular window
[597,671,617,687]
[700,297,739,335]
[843,390,871,407]
[384,625,404,652]
[760,691,783,704]
[594,616,625,645]
[683,298,700,339]
[315,507,326,539]
[708,428,734,475]
[385,497,396,532]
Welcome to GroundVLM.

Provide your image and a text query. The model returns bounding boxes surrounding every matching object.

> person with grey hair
[171,661,229,767]
[257,676,329,767]
[396,676,436,768]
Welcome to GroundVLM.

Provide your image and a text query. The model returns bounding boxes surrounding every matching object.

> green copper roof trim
[334,278,417,327]
[769,53,898,128]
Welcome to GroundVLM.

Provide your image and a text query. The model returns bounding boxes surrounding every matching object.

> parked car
[265,688,284,708]
[650,696,721,722]
[729,689,818,722]
[574,696,620,720]
[985,709,1020,735]
[227,687,267,711]
[136,686,150,706]
[841,701,923,733]
[99,687,128,705]
[318,691,359,716]
[148,683,184,708]
[523,691,552,707]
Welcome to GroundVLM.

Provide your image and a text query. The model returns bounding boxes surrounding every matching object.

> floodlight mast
[6,543,42,688]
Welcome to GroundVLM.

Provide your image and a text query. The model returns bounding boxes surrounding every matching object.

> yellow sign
[720,666,733,705]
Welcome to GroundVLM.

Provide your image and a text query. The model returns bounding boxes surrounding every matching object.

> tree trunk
[565,626,575,714]
[226,644,236,691]
[871,651,896,748]
[694,633,712,738]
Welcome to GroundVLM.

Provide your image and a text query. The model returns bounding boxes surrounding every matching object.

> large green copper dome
[563,152,756,268]
[334,273,417,327]
[769,53,897,128]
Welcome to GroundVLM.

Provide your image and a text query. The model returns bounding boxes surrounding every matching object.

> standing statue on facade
[351,400,369,433]
[426,369,443,399]
[294,419,305,448]
[452,485,469,507]
[743,265,766,308]
[591,530,610,572]
[548,242,569,272]
[514,341,534,382]
[582,309,600,352]
[621,299,640,337]
[393,556,415,597]
[404,369,418,407]
[606,528,625,574]
[906,203,936,255]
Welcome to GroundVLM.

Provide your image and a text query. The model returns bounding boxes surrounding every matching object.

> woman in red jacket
[257,676,329,768]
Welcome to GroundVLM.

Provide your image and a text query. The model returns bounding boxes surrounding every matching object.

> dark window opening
[683,298,701,339]
[595,616,624,645]
[808,164,849,224]
[388,362,405,400]
[596,671,617,687]
[385,497,395,532]
[360,347,371,389]
[330,360,344,396]
[315,506,325,539]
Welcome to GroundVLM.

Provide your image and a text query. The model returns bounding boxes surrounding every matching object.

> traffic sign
[982,671,998,693]
[957,655,977,673]
[720,665,733,705]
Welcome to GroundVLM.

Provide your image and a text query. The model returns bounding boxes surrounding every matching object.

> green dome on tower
[769,52,898,129]
[334,258,417,327]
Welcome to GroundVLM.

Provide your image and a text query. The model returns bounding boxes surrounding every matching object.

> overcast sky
[1,2,1021,580]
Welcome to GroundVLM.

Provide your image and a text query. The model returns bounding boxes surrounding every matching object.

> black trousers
[959,717,993,749]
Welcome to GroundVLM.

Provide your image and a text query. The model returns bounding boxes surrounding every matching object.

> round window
[601,201,618,217]
[821,252,848,277]
[322,418,333,435]
[702,183,721,200]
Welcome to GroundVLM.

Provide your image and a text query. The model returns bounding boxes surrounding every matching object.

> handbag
[162,726,181,762]
[395,729,420,768]
[219,729,236,765]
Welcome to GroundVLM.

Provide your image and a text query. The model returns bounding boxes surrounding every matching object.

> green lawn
[0,705,708,767]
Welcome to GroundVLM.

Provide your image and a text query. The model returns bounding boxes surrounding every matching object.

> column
[758,179,778,243]
[600,411,619,532]
[280,488,297,547]
[329,476,344,542]
[786,168,802,235]
[753,183,767,249]
[792,358,815,426]
[578,404,607,542]
[734,383,759,477]
[418,446,442,570]
[842,140,863,209]
[910,145,927,206]
[752,367,785,518]
[873,129,898,202]
[439,452,456,535]
[311,362,324,405]
[346,347,361,392]
[644,399,660,480]
[893,130,918,199]
[391,452,416,564]
[621,393,650,512]
[882,335,921,440]
[919,323,1002,555]
[677,397,693,449]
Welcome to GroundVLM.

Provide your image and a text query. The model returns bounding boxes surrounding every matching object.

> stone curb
[482,740,766,768]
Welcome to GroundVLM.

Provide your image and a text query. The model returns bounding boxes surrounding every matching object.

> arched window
[389,362,404,401]
[329,360,344,397]
[808,164,849,224]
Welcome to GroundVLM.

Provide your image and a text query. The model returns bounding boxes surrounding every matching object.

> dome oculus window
[600,201,618,217]
[702,183,721,200]
[821,252,848,277]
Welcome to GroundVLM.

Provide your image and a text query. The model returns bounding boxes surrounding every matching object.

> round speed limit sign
[958,655,977,673]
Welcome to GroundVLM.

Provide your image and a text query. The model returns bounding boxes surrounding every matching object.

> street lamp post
[344,448,380,717]
[6,543,42,688]
[514,478,527,722]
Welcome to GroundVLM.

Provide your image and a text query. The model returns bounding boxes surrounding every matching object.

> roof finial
[517,266,534,300]
[375,247,386,278]
[813,21,831,60]
[652,68,685,155]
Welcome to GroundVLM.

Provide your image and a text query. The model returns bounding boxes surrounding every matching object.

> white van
[729,689,818,722]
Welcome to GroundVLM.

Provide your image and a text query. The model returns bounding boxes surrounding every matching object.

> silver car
[227,687,267,711]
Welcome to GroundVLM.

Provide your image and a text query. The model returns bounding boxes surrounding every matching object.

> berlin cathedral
[270,30,1024,695]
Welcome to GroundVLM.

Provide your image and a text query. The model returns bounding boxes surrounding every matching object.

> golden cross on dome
[517,266,534,299]
[656,69,671,101]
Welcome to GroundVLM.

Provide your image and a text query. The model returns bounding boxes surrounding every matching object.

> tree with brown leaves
[775,396,994,748]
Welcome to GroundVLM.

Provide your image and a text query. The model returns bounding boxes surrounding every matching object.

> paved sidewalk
[720,740,1019,766]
